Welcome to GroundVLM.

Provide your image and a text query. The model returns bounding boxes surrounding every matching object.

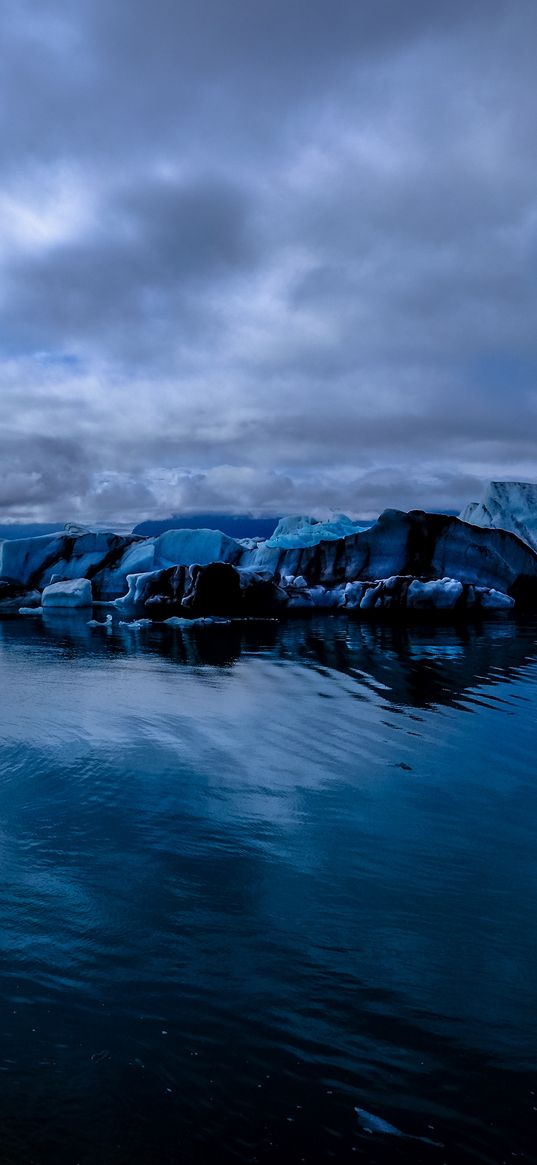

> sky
[1,0,536,526]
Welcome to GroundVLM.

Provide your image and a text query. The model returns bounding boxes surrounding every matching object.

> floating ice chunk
[354,1107,443,1147]
[407,578,463,609]
[354,1107,405,1136]
[164,615,231,626]
[118,618,152,630]
[87,613,113,627]
[476,587,515,610]
[19,606,44,615]
[42,578,93,608]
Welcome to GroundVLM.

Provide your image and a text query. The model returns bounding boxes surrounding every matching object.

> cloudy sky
[1,0,536,526]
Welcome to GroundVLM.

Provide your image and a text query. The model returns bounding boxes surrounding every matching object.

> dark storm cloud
[1,0,506,168]
[0,431,93,518]
[1,0,536,523]
[3,173,257,360]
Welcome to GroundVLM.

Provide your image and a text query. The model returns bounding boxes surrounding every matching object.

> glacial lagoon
[0,612,536,1163]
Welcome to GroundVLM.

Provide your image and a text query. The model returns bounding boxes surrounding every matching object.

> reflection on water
[0,613,536,1164]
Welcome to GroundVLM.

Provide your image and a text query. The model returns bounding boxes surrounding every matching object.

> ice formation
[407,578,464,610]
[261,514,367,549]
[87,613,113,628]
[0,497,535,620]
[460,481,537,551]
[0,529,135,591]
[155,528,242,568]
[42,578,93,608]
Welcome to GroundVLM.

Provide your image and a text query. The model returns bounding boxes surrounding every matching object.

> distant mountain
[0,523,64,540]
[132,513,280,540]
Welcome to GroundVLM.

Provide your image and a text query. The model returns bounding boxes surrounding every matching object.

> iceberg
[102,538,157,598]
[239,506,537,605]
[477,587,515,610]
[0,532,67,587]
[154,528,242,569]
[460,481,537,551]
[261,514,367,550]
[1,496,536,619]
[0,526,140,594]
[42,578,93,608]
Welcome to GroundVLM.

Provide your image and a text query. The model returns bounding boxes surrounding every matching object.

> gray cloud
[0,0,536,525]
[3,172,257,364]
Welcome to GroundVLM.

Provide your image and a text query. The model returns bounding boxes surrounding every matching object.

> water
[0,612,536,1164]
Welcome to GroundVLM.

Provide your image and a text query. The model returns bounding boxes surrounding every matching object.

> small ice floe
[87,613,113,628]
[118,618,153,630]
[354,1107,443,1147]
[163,616,231,627]
[19,606,44,615]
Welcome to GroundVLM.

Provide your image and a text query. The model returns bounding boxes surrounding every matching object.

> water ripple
[0,615,536,1162]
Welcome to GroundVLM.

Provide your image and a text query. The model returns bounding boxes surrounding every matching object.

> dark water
[0,613,536,1165]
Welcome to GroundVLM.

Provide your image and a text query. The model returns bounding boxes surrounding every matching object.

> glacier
[1,488,536,620]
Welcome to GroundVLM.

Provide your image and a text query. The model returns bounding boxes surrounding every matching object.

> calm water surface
[0,613,536,1164]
